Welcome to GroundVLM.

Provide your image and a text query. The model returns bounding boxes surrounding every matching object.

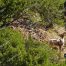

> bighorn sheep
[49,32,66,51]
[49,38,63,51]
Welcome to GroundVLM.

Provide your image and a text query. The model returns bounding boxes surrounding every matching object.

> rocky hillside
[9,18,66,43]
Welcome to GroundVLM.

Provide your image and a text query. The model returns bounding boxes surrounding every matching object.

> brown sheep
[49,39,63,51]
[49,31,66,51]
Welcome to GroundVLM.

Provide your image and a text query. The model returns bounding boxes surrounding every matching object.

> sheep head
[59,31,66,38]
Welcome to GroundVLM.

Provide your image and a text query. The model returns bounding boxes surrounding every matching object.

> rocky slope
[10,18,66,43]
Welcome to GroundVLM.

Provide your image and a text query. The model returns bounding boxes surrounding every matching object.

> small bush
[0,27,26,66]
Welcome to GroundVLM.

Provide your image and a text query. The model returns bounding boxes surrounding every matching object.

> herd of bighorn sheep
[49,32,66,51]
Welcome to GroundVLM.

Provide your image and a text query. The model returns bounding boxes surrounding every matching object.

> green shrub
[0,0,65,27]
[0,27,26,66]
[24,37,62,66]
